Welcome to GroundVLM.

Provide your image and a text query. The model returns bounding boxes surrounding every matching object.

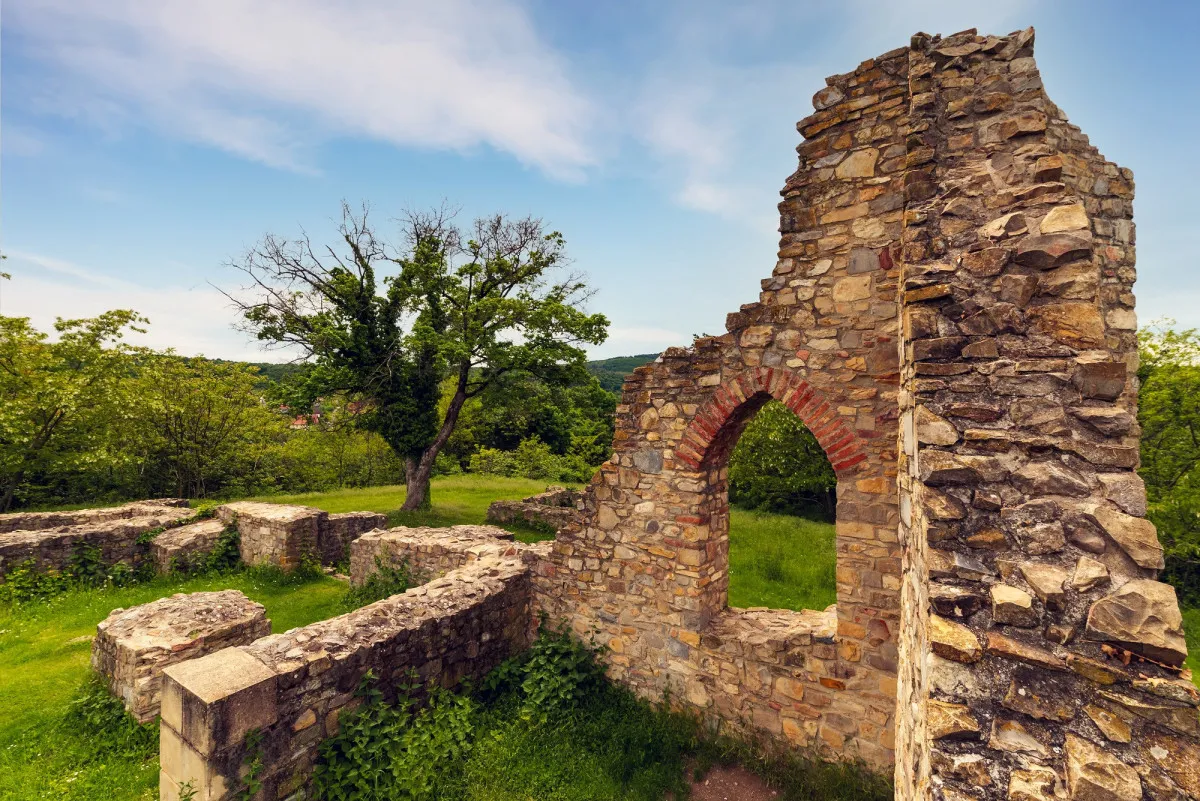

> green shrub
[64,674,158,758]
[468,437,595,484]
[0,560,69,605]
[341,556,413,610]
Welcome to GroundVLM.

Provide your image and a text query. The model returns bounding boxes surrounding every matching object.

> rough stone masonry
[531,26,1199,801]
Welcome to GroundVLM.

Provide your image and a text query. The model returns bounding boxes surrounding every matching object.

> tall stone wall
[533,27,1197,801]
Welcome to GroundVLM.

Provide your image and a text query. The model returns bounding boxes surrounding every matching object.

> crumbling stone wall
[158,557,535,801]
[0,501,194,579]
[350,524,531,583]
[92,590,269,723]
[532,26,1196,801]
[216,502,385,569]
[485,486,582,532]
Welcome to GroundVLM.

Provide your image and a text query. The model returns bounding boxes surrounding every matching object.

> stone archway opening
[702,394,840,613]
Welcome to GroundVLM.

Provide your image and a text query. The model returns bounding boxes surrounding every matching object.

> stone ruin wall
[159,552,536,801]
[0,500,194,578]
[534,27,1198,801]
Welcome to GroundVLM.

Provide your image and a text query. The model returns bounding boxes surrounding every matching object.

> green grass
[247,474,575,542]
[0,571,346,801]
[728,508,837,612]
[1184,606,1200,680]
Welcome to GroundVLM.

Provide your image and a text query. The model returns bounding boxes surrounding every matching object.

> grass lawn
[252,475,840,611]
[728,508,837,612]
[247,474,574,542]
[0,571,346,801]
[1184,606,1200,679]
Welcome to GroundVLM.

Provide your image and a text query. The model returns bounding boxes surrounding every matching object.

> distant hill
[585,353,660,393]
[219,354,656,394]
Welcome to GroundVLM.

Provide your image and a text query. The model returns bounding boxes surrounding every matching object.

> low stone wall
[0,499,189,534]
[92,590,270,723]
[0,505,195,579]
[151,519,228,572]
[216,502,322,569]
[217,503,385,569]
[485,486,581,532]
[159,558,534,801]
[349,524,519,584]
[318,511,387,565]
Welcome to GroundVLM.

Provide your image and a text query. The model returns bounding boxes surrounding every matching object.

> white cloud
[3,251,285,361]
[631,0,1035,227]
[5,0,596,178]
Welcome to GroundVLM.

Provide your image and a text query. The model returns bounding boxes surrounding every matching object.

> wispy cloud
[631,0,1035,227]
[2,250,286,360]
[5,0,596,179]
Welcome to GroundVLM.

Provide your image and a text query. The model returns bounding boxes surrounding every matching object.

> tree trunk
[403,456,432,510]
[400,385,470,512]
[0,475,20,514]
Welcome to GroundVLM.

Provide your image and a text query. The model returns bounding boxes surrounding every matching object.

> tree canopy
[229,203,608,509]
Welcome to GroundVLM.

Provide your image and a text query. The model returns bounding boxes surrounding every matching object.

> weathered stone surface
[1009,766,1062,801]
[1099,689,1200,737]
[1019,562,1069,608]
[92,590,269,723]
[931,615,982,663]
[1002,670,1076,722]
[988,718,1047,756]
[1073,360,1126,400]
[1070,407,1134,436]
[1096,473,1147,517]
[1027,303,1106,348]
[486,487,581,533]
[1014,234,1092,269]
[987,632,1067,671]
[0,502,194,579]
[1071,556,1109,591]
[916,407,959,445]
[991,584,1039,627]
[151,518,227,572]
[1083,704,1131,743]
[1065,733,1142,801]
[1085,580,1187,666]
[835,148,879,178]
[1083,504,1164,570]
[928,699,980,740]
[1013,460,1093,497]
[1040,203,1089,234]
[1142,732,1200,799]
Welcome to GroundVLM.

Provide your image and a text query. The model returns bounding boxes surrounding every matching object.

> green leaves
[728,400,837,520]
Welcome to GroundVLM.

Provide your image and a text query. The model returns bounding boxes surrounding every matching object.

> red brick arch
[674,367,868,475]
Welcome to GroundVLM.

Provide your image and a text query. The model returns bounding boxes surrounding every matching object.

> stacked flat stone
[91,590,269,723]
[0,501,194,579]
[151,518,228,572]
[350,524,519,584]
[215,502,384,570]
[485,486,582,531]
[898,27,1192,801]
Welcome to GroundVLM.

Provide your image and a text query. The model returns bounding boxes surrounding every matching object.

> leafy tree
[229,203,607,510]
[126,356,289,498]
[728,400,836,520]
[0,311,147,512]
[1138,321,1200,602]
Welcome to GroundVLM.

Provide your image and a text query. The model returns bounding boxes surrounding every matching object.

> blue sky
[2,0,1197,361]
